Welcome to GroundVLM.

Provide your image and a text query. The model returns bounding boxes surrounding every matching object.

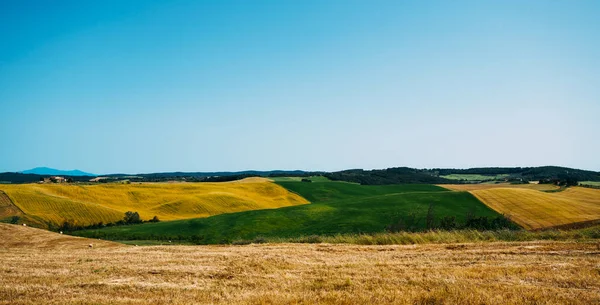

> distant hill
[20,167,96,177]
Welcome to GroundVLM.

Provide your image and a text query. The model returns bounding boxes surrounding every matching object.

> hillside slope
[440,184,600,230]
[0,223,121,250]
[469,187,600,230]
[0,178,308,228]
[74,182,505,243]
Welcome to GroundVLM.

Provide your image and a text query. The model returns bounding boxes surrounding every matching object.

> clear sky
[1,0,599,174]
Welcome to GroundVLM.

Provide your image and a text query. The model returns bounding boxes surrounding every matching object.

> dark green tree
[123,211,142,224]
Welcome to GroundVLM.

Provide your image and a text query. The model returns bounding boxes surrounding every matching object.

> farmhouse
[41,176,67,183]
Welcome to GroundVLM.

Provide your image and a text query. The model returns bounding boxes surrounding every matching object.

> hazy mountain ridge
[20,167,96,177]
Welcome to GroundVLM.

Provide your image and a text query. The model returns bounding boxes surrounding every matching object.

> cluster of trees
[435,166,599,184]
[386,203,515,233]
[57,211,159,232]
[325,168,451,185]
[539,178,579,187]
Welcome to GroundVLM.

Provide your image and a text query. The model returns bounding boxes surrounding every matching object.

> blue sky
[1,0,599,174]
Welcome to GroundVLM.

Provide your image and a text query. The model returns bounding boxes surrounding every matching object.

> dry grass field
[0,178,308,228]
[1,224,599,305]
[470,187,600,230]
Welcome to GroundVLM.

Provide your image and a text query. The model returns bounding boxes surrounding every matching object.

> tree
[149,216,160,223]
[439,216,457,230]
[426,202,435,230]
[10,215,20,224]
[123,211,142,224]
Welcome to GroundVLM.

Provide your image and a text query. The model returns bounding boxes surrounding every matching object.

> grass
[468,187,600,230]
[74,182,504,243]
[269,225,600,245]
[441,183,560,191]
[1,223,599,304]
[0,178,308,228]
[441,174,509,181]
[581,181,600,186]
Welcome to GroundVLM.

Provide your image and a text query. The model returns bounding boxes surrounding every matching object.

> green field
[74,181,505,244]
[581,181,600,186]
[268,176,333,182]
[441,174,509,181]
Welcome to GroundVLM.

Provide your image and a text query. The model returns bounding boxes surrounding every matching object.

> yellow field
[439,184,600,230]
[469,187,600,230]
[1,223,598,305]
[0,178,309,227]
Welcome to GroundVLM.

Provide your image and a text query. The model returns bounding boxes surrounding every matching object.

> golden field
[1,224,599,305]
[470,187,600,230]
[0,178,308,227]
[440,184,600,230]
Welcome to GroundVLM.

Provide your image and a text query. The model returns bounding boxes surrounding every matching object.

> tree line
[56,211,159,232]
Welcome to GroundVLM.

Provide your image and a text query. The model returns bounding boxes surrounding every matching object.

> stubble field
[1,224,599,304]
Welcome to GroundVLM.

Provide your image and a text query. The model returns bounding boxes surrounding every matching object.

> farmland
[0,178,308,228]
[1,223,600,305]
[469,187,600,230]
[441,183,560,192]
[440,183,600,230]
[581,181,600,187]
[440,174,509,181]
[74,182,506,243]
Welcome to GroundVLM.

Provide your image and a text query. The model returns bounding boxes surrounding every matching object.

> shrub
[232,240,252,246]
[252,236,267,244]
[298,235,323,243]
[10,215,20,224]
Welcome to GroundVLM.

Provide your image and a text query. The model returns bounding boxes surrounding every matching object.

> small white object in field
[22,224,27,227]
[88,244,93,248]
[135,244,138,247]
[169,240,172,243]
[59,231,63,234]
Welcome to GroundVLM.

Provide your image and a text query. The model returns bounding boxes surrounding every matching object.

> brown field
[1,224,599,304]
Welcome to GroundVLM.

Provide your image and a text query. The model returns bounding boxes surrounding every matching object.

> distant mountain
[20,167,96,177]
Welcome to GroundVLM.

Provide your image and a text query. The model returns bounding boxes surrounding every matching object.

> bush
[439,216,457,230]
[298,235,323,243]
[232,240,252,246]
[252,236,267,244]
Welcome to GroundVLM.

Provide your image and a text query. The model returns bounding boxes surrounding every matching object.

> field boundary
[0,190,25,216]
[539,218,600,231]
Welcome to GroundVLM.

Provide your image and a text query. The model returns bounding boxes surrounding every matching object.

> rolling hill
[469,187,600,230]
[73,181,506,243]
[0,178,308,228]
[0,223,121,250]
